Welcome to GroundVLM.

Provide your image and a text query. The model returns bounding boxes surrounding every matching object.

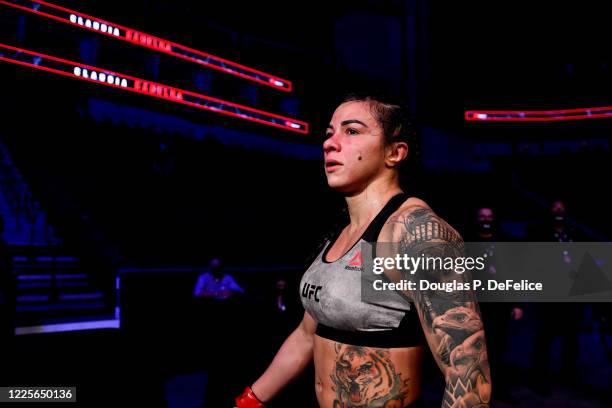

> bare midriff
[313,334,425,408]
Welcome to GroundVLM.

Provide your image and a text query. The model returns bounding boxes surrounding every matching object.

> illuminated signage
[0,43,308,134]
[1,0,292,91]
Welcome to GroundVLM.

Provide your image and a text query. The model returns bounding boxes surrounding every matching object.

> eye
[346,128,359,135]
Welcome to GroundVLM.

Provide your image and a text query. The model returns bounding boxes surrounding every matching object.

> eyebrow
[327,119,369,130]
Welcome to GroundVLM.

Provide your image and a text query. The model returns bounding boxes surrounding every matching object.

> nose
[323,132,340,153]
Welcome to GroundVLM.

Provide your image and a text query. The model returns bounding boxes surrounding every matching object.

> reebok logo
[345,251,363,271]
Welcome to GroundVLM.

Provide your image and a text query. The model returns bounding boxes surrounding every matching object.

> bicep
[299,311,318,336]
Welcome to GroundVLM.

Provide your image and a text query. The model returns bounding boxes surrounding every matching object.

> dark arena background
[0,0,611,407]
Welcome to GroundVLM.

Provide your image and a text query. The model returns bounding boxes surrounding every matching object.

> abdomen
[313,335,424,408]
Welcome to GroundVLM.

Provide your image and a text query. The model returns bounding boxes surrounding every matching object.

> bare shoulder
[397,196,431,213]
[383,196,462,244]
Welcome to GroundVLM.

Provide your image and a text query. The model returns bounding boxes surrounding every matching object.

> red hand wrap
[235,386,266,408]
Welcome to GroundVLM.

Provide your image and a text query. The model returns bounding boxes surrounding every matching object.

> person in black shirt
[469,207,522,402]
[529,200,584,393]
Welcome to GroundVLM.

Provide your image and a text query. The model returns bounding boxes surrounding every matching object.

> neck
[553,223,565,233]
[345,178,403,230]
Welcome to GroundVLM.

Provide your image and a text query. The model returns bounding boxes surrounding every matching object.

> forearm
[438,303,491,407]
[416,298,491,408]
[444,367,491,408]
[251,325,314,402]
[420,292,491,407]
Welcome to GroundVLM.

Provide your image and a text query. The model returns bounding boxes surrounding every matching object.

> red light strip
[0,43,308,134]
[0,0,293,92]
[465,106,612,122]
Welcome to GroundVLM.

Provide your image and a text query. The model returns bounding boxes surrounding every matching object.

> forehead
[478,208,494,216]
[329,101,379,127]
[552,201,565,210]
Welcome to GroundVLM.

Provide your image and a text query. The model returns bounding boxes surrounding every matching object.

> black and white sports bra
[300,193,425,348]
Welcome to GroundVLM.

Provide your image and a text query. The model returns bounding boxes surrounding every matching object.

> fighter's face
[323,101,386,194]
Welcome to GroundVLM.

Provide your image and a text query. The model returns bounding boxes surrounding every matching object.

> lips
[325,159,342,169]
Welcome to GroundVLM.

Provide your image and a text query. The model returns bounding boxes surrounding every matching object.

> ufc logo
[302,283,322,302]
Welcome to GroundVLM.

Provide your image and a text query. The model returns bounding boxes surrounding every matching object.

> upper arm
[386,206,492,406]
[193,274,207,294]
[299,311,318,336]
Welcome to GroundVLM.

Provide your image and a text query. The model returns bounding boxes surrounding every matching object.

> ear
[385,141,408,168]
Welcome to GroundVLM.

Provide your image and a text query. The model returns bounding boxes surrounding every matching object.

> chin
[325,173,343,188]
[326,177,357,194]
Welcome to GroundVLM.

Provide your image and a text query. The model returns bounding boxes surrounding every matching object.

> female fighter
[235,94,491,408]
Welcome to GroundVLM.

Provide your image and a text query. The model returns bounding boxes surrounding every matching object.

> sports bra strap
[361,192,409,242]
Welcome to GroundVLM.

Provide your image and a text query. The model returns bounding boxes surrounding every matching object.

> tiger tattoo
[330,343,410,408]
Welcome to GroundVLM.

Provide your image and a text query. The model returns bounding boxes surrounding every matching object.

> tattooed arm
[388,206,492,408]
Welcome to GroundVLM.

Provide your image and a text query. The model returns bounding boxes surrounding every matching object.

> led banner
[0,0,292,91]
[0,43,309,134]
[466,106,612,122]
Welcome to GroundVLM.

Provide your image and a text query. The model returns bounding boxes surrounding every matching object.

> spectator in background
[193,257,244,300]
[529,200,584,394]
[538,200,577,243]
[469,207,523,402]
[269,278,300,342]
[193,257,245,408]
[275,279,288,313]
